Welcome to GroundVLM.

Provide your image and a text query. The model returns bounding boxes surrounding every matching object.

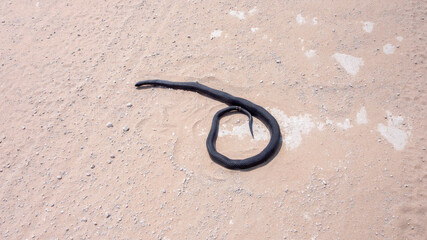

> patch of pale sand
[321,117,353,130]
[296,14,317,25]
[312,17,318,25]
[317,122,325,131]
[270,108,315,150]
[356,107,368,124]
[218,108,333,151]
[362,21,374,33]
[248,6,257,15]
[229,10,245,20]
[218,121,269,141]
[383,43,396,55]
[305,49,316,58]
[377,111,411,150]
[332,53,364,76]
[336,119,353,130]
[210,30,222,39]
[325,117,334,126]
[296,14,306,25]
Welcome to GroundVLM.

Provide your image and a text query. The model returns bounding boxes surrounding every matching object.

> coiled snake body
[135,79,282,170]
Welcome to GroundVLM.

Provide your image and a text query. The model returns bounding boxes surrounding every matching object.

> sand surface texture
[0,0,426,239]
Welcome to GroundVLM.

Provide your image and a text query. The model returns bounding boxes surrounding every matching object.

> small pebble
[123,126,130,132]
[81,217,87,222]
[106,212,111,218]
[126,103,132,107]
[97,96,101,99]
[107,159,112,164]
[162,189,166,193]
[110,154,115,159]
[57,175,62,180]
[91,164,95,169]
[275,59,281,63]
[86,172,91,176]
[106,122,113,128]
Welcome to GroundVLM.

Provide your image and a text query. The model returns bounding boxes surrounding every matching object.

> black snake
[135,79,282,170]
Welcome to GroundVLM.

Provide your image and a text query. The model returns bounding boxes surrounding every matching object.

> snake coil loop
[135,79,282,170]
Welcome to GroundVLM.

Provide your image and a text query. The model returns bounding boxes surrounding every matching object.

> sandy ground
[0,0,426,239]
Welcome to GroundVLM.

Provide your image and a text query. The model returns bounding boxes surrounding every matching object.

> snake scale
[135,79,282,170]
